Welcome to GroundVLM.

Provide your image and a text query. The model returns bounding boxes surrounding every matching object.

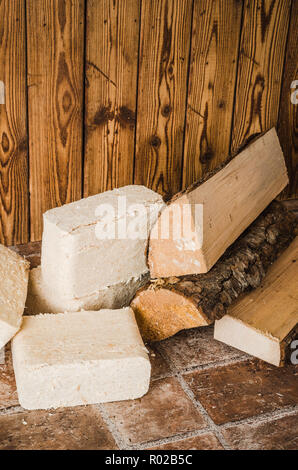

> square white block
[12,309,151,410]
[41,185,165,299]
[0,244,30,349]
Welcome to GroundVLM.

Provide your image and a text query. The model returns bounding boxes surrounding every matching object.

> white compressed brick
[25,266,149,314]
[12,308,151,410]
[0,244,30,348]
[41,185,165,299]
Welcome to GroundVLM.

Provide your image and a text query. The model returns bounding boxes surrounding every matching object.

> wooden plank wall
[0,0,296,244]
[0,0,29,245]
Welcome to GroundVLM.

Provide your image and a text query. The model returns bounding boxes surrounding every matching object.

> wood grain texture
[134,0,193,199]
[277,0,298,199]
[182,0,243,189]
[0,0,29,245]
[231,0,291,154]
[27,0,84,241]
[149,129,289,277]
[84,0,140,197]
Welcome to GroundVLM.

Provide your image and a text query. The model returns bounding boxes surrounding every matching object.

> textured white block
[41,185,165,300]
[0,244,30,349]
[25,266,149,314]
[12,309,151,410]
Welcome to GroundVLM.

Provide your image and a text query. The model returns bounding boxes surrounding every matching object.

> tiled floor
[1,217,297,450]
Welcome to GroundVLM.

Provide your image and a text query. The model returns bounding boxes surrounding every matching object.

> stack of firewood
[131,128,298,366]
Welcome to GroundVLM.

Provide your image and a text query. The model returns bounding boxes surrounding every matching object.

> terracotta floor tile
[223,413,298,450]
[147,344,171,380]
[103,377,206,445]
[183,359,298,424]
[0,345,18,410]
[0,406,117,450]
[158,326,247,370]
[147,433,224,450]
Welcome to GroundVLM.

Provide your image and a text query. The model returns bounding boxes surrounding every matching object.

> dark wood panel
[182,0,243,189]
[134,0,193,199]
[84,0,140,197]
[27,0,84,240]
[231,0,291,154]
[277,0,298,199]
[0,0,29,245]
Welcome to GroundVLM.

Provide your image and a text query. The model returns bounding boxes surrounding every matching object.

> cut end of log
[214,315,283,366]
[131,287,210,342]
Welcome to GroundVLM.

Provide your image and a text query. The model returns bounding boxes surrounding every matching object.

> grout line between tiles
[175,373,231,450]
[166,354,250,375]
[219,404,298,430]
[98,404,128,450]
[154,344,231,450]
[134,426,222,450]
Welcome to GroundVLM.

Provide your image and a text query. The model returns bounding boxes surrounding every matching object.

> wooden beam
[27,0,85,240]
[231,0,291,155]
[131,201,296,342]
[134,0,193,199]
[84,0,140,196]
[0,0,29,245]
[182,0,243,188]
[277,0,298,199]
[149,128,288,278]
[214,237,298,367]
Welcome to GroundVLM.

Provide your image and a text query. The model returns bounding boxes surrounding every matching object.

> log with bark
[131,201,297,342]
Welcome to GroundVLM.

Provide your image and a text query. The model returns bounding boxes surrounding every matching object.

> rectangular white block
[12,309,151,410]
[25,266,149,314]
[41,185,164,299]
[0,244,30,349]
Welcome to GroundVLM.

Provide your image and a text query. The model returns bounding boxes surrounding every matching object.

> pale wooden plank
[215,237,298,366]
[149,129,288,277]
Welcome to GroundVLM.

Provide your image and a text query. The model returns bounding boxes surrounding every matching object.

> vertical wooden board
[277,0,298,199]
[231,0,291,154]
[182,0,243,189]
[134,0,193,199]
[0,0,29,245]
[27,0,84,241]
[84,0,140,197]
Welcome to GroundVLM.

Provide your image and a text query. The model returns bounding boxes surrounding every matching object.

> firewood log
[149,128,288,278]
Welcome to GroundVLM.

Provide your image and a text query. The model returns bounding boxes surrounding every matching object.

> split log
[214,237,298,367]
[131,201,297,342]
[149,128,288,278]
